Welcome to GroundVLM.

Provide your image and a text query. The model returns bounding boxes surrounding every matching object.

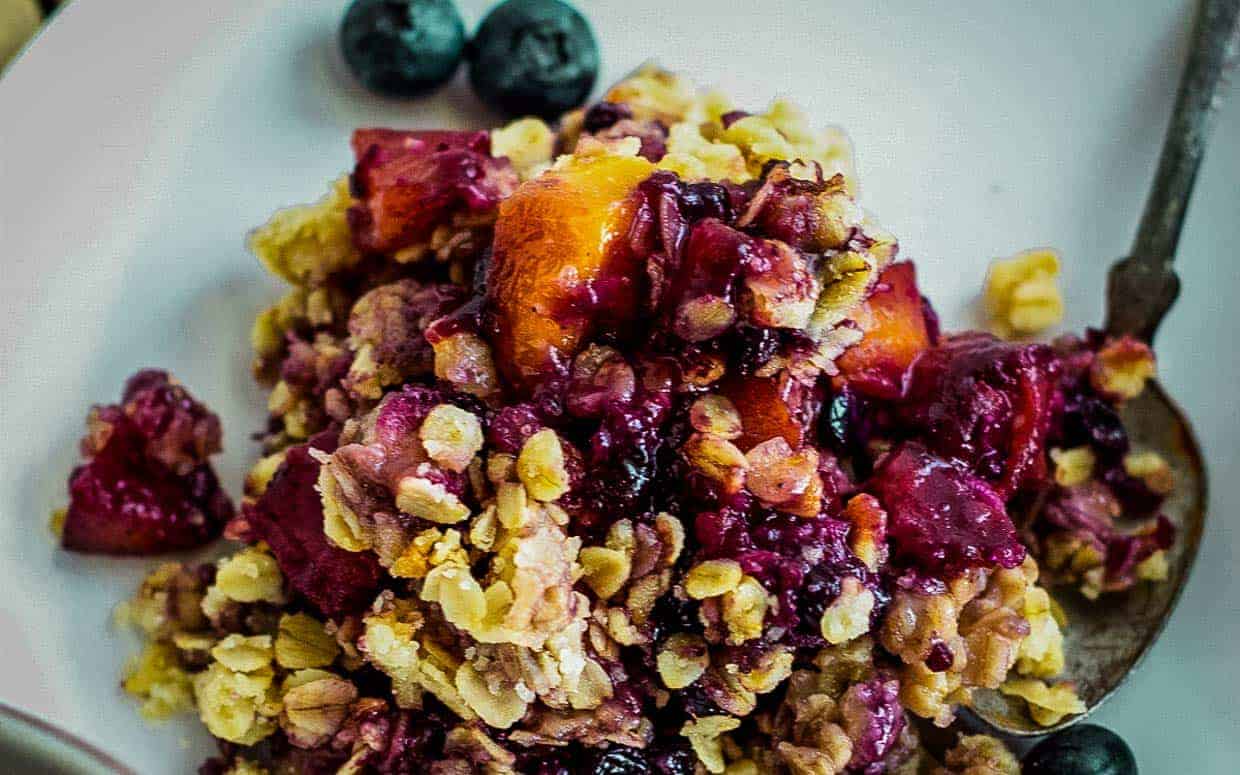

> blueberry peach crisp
[58,67,1175,774]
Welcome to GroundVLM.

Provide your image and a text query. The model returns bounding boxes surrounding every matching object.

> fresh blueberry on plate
[1023,724,1138,775]
[468,0,598,118]
[340,0,466,97]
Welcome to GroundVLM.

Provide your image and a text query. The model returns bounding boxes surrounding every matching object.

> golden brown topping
[395,476,471,524]
[1050,447,1096,487]
[656,633,710,689]
[984,248,1064,338]
[819,578,876,645]
[999,678,1085,727]
[1090,336,1156,401]
[516,429,571,502]
[275,613,340,670]
[685,560,744,600]
[683,433,748,494]
[420,404,485,473]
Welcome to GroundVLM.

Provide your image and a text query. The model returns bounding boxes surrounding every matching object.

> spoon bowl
[969,381,1207,736]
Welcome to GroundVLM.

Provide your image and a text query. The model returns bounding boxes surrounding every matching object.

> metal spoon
[967,0,1237,737]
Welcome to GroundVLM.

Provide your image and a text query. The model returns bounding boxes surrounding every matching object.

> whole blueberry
[1023,724,1138,775]
[340,0,466,97]
[591,746,651,775]
[468,0,599,119]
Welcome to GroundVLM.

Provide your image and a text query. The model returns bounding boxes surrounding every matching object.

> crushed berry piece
[231,431,382,618]
[60,372,232,555]
[925,639,955,672]
[842,677,906,770]
[720,109,751,128]
[488,403,546,454]
[899,332,1061,495]
[868,442,1025,577]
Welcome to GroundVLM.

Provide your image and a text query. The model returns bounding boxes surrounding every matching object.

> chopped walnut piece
[690,394,744,440]
[685,559,744,599]
[934,734,1020,775]
[656,633,710,689]
[745,438,821,516]
[275,613,340,669]
[820,577,876,645]
[999,678,1085,727]
[396,475,471,524]
[983,248,1064,338]
[516,429,571,502]
[683,433,748,494]
[420,404,484,473]
[1050,446,1096,487]
[683,715,742,774]
[1090,335,1156,401]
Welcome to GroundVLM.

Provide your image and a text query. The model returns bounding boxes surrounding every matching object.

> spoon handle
[1105,0,1240,341]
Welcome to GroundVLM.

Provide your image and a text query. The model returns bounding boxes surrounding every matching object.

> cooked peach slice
[835,261,931,399]
[719,372,811,451]
[486,153,655,387]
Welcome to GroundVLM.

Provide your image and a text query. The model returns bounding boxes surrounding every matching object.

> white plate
[1,0,1237,772]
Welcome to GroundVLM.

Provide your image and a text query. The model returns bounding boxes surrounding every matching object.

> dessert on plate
[55,67,1174,774]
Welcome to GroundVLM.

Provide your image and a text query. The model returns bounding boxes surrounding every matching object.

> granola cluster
[89,67,1177,774]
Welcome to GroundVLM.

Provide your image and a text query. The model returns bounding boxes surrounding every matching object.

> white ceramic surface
[1,0,1237,771]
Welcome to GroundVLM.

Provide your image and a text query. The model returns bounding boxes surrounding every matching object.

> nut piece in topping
[395,475,471,524]
[1123,451,1174,495]
[685,559,743,600]
[722,575,770,644]
[1090,335,1156,401]
[275,613,340,669]
[516,429,571,502]
[683,433,748,494]
[656,633,710,689]
[682,715,742,774]
[819,577,876,645]
[984,248,1064,338]
[491,117,555,179]
[455,662,529,729]
[579,546,632,599]
[420,404,484,473]
[999,678,1086,727]
[1050,446,1096,487]
[689,395,743,440]
[279,670,357,748]
[745,438,821,516]
[937,734,1020,775]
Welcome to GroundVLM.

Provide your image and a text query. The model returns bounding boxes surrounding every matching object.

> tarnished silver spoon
[967,0,1237,737]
